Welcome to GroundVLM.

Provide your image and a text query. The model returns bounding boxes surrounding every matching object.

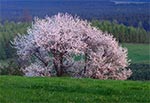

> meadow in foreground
[0,76,150,103]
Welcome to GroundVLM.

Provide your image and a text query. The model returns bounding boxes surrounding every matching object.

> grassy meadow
[0,76,150,103]
[122,43,150,64]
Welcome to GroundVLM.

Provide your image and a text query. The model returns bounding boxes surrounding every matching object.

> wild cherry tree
[13,13,132,80]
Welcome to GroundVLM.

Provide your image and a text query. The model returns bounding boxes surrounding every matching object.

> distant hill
[112,0,150,2]
[111,0,150,4]
[0,0,149,30]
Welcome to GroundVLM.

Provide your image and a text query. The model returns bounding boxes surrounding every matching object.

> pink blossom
[13,13,132,80]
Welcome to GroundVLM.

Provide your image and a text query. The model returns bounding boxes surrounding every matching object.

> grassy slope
[122,43,150,64]
[0,76,150,103]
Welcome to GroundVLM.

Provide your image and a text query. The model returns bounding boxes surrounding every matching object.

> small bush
[128,63,150,81]
[0,59,23,75]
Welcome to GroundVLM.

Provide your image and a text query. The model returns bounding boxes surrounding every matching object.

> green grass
[122,43,150,64]
[0,76,150,103]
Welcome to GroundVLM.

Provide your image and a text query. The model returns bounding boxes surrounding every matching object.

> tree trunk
[53,52,64,77]
[84,51,88,73]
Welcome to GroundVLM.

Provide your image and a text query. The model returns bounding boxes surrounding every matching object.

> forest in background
[0,0,149,30]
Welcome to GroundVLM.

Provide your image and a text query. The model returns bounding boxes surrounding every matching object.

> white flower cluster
[13,13,132,80]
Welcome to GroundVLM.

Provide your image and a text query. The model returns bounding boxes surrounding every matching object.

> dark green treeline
[92,20,150,43]
[0,21,30,60]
